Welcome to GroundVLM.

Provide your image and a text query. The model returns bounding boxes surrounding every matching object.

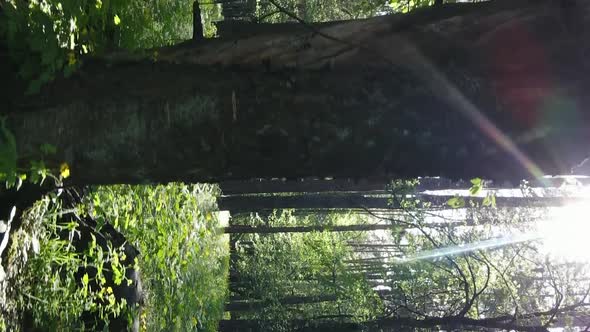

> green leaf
[82,273,89,286]
[482,194,496,208]
[113,14,121,25]
[468,178,482,195]
[446,196,465,209]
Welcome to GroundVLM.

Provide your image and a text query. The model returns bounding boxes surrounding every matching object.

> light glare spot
[538,203,590,261]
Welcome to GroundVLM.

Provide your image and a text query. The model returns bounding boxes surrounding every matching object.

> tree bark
[225,295,337,312]
[193,1,204,40]
[217,315,558,332]
[219,177,471,195]
[218,192,577,213]
[7,0,590,185]
[296,0,307,21]
[224,223,399,234]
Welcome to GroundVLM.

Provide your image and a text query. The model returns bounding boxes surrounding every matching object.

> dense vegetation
[90,184,228,331]
[229,211,383,331]
[0,183,228,331]
[219,181,590,331]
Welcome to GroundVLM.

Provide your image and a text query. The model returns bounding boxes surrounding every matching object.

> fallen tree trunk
[6,0,590,185]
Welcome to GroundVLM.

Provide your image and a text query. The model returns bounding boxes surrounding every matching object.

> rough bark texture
[193,1,204,40]
[218,192,577,213]
[217,315,560,332]
[225,295,336,312]
[219,177,471,194]
[7,0,590,184]
[224,223,400,234]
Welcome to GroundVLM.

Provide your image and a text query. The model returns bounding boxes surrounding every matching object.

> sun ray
[405,40,548,184]
[399,233,539,263]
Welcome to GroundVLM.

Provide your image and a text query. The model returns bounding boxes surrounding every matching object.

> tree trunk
[193,1,204,40]
[300,315,558,332]
[220,178,388,195]
[7,0,590,185]
[219,177,471,195]
[218,193,391,212]
[297,0,307,21]
[218,192,576,213]
[218,319,258,332]
[225,295,337,312]
[224,223,402,234]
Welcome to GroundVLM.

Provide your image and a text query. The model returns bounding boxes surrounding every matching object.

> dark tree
[4,0,590,186]
[193,1,204,40]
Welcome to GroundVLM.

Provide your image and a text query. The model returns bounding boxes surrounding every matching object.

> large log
[6,0,590,185]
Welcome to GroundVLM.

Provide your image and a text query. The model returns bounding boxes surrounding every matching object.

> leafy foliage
[256,0,391,23]
[1,194,130,331]
[372,180,590,330]
[1,181,228,331]
[1,0,117,93]
[445,177,496,209]
[223,179,590,331]
[0,132,67,190]
[231,210,383,331]
[89,183,228,331]
[0,0,219,93]
[388,0,441,13]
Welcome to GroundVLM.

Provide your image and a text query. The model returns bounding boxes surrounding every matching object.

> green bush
[1,0,221,93]
[90,183,229,331]
[2,194,128,331]
[0,183,229,331]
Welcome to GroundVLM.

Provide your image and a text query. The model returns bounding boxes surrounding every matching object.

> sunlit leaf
[60,162,70,179]
[470,178,482,186]
[67,52,76,66]
[482,194,496,208]
[446,196,465,209]
[468,178,485,196]
[82,273,89,286]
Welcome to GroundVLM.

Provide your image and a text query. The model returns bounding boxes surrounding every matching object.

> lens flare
[537,203,590,262]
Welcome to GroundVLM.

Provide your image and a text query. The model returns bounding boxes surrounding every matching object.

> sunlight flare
[399,233,537,263]
[538,203,590,261]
